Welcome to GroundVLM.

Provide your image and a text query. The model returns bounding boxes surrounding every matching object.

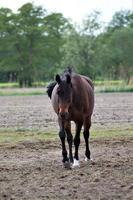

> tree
[12,3,48,86]
[40,12,69,80]
[108,28,133,82]
[0,3,69,86]
[0,8,16,78]
[82,11,101,35]
[107,10,133,32]
[61,11,102,79]
[0,6,133,84]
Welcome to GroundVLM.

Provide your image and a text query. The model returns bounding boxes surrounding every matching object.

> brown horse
[47,68,94,168]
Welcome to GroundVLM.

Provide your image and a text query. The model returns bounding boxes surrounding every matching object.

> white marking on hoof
[85,157,88,162]
[72,159,80,168]
[85,157,93,162]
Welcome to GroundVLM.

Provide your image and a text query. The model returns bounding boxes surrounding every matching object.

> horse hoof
[64,161,71,169]
[85,157,89,162]
[85,157,94,162]
[72,159,80,168]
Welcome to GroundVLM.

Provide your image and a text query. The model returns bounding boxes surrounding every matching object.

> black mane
[63,66,73,75]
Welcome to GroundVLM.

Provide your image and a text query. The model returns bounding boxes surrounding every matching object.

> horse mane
[63,66,73,75]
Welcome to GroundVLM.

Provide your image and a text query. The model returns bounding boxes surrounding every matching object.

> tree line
[0,3,133,86]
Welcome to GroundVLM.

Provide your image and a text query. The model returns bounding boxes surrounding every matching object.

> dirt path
[0,137,133,200]
[0,93,133,199]
[0,93,133,130]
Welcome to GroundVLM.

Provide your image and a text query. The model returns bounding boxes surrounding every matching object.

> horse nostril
[60,112,65,118]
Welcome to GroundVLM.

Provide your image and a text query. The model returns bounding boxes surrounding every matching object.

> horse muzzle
[59,111,69,120]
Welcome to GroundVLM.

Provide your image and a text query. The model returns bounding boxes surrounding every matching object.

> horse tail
[46,81,56,99]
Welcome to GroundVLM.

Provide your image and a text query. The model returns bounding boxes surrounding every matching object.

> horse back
[71,74,94,117]
[81,75,94,90]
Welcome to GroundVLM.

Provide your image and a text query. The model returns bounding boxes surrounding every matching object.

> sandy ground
[0,93,133,130]
[0,138,133,200]
[0,92,133,199]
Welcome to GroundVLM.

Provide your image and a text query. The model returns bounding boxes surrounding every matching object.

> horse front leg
[65,121,73,164]
[58,117,70,168]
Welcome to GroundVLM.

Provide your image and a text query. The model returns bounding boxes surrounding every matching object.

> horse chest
[69,108,84,122]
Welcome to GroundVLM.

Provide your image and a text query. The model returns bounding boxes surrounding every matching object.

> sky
[0,0,133,24]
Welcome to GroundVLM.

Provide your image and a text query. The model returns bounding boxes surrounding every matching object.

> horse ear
[66,74,71,84]
[55,74,61,84]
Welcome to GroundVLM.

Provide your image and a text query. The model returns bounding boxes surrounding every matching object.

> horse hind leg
[83,118,91,161]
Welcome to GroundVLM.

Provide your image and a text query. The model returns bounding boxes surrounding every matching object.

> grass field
[0,93,132,199]
[0,80,132,96]
[0,88,45,96]
[94,80,133,92]
[0,125,132,145]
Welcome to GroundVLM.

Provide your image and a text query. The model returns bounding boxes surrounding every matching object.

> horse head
[55,73,72,120]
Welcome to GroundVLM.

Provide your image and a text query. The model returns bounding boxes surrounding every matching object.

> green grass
[0,91,45,96]
[0,129,57,144]
[0,80,132,96]
[0,126,132,145]
[32,81,48,87]
[95,85,133,93]
[94,80,124,86]
[0,82,19,88]
[0,82,47,88]
[0,83,46,96]
[91,126,133,138]
[0,87,46,96]
[94,80,133,93]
